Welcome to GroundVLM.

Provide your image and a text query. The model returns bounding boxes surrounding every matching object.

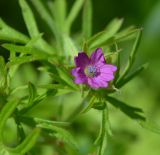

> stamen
[84,65,97,77]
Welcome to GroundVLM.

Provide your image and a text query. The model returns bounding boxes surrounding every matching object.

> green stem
[14,109,26,143]
[98,109,107,155]
[66,90,92,122]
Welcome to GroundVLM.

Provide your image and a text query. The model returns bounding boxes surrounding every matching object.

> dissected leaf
[62,34,78,58]
[106,96,145,121]
[0,98,19,141]
[19,116,70,128]
[2,43,52,60]
[118,29,142,81]
[8,55,37,66]
[114,26,138,42]
[139,119,160,134]
[80,96,95,113]
[19,0,54,54]
[19,0,39,38]
[82,0,92,39]
[37,124,78,150]
[30,0,61,46]
[0,18,29,43]
[0,56,7,89]
[88,18,123,49]
[116,63,148,88]
[48,0,67,32]
[28,82,37,106]
[65,0,85,34]
[8,128,40,155]
[56,67,78,90]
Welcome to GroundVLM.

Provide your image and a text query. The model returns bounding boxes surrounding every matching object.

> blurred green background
[0,0,160,155]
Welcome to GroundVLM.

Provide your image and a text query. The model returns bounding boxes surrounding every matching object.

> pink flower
[71,48,117,89]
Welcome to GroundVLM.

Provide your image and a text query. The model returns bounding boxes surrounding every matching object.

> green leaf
[55,89,74,97]
[56,67,78,90]
[28,82,37,106]
[139,119,160,134]
[48,0,66,32]
[8,128,40,155]
[65,0,85,34]
[114,26,139,42]
[0,18,29,43]
[82,0,92,39]
[80,96,95,113]
[88,18,123,49]
[7,55,37,67]
[8,50,20,78]
[113,43,121,83]
[116,63,148,88]
[19,0,54,54]
[0,56,7,89]
[19,95,46,114]
[19,0,39,38]
[37,124,78,150]
[19,116,70,128]
[106,96,145,121]
[30,0,61,49]
[2,43,52,60]
[118,29,142,81]
[0,98,19,142]
[62,34,78,58]
[19,88,57,114]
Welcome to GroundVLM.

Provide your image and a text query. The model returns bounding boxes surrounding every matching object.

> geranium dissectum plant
[0,0,156,155]
[72,48,117,89]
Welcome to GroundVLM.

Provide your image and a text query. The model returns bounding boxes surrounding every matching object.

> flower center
[84,65,97,77]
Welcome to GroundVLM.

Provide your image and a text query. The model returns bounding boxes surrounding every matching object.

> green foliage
[87,18,123,50]
[106,96,145,121]
[0,18,29,43]
[82,0,92,39]
[65,0,85,34]
[0,0,159,155]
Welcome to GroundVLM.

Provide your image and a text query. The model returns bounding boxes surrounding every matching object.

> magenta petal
[90,48,105,64]
[87,78,99,88]
[99,73,114,81]
[71,67,87,84]
[100,64,117,72]
[88,77,108,89]
[74,52,90,69]
[99,64,117,81]
[71,67,81,77]
[75,77,87,84]
[93,77,108,88]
